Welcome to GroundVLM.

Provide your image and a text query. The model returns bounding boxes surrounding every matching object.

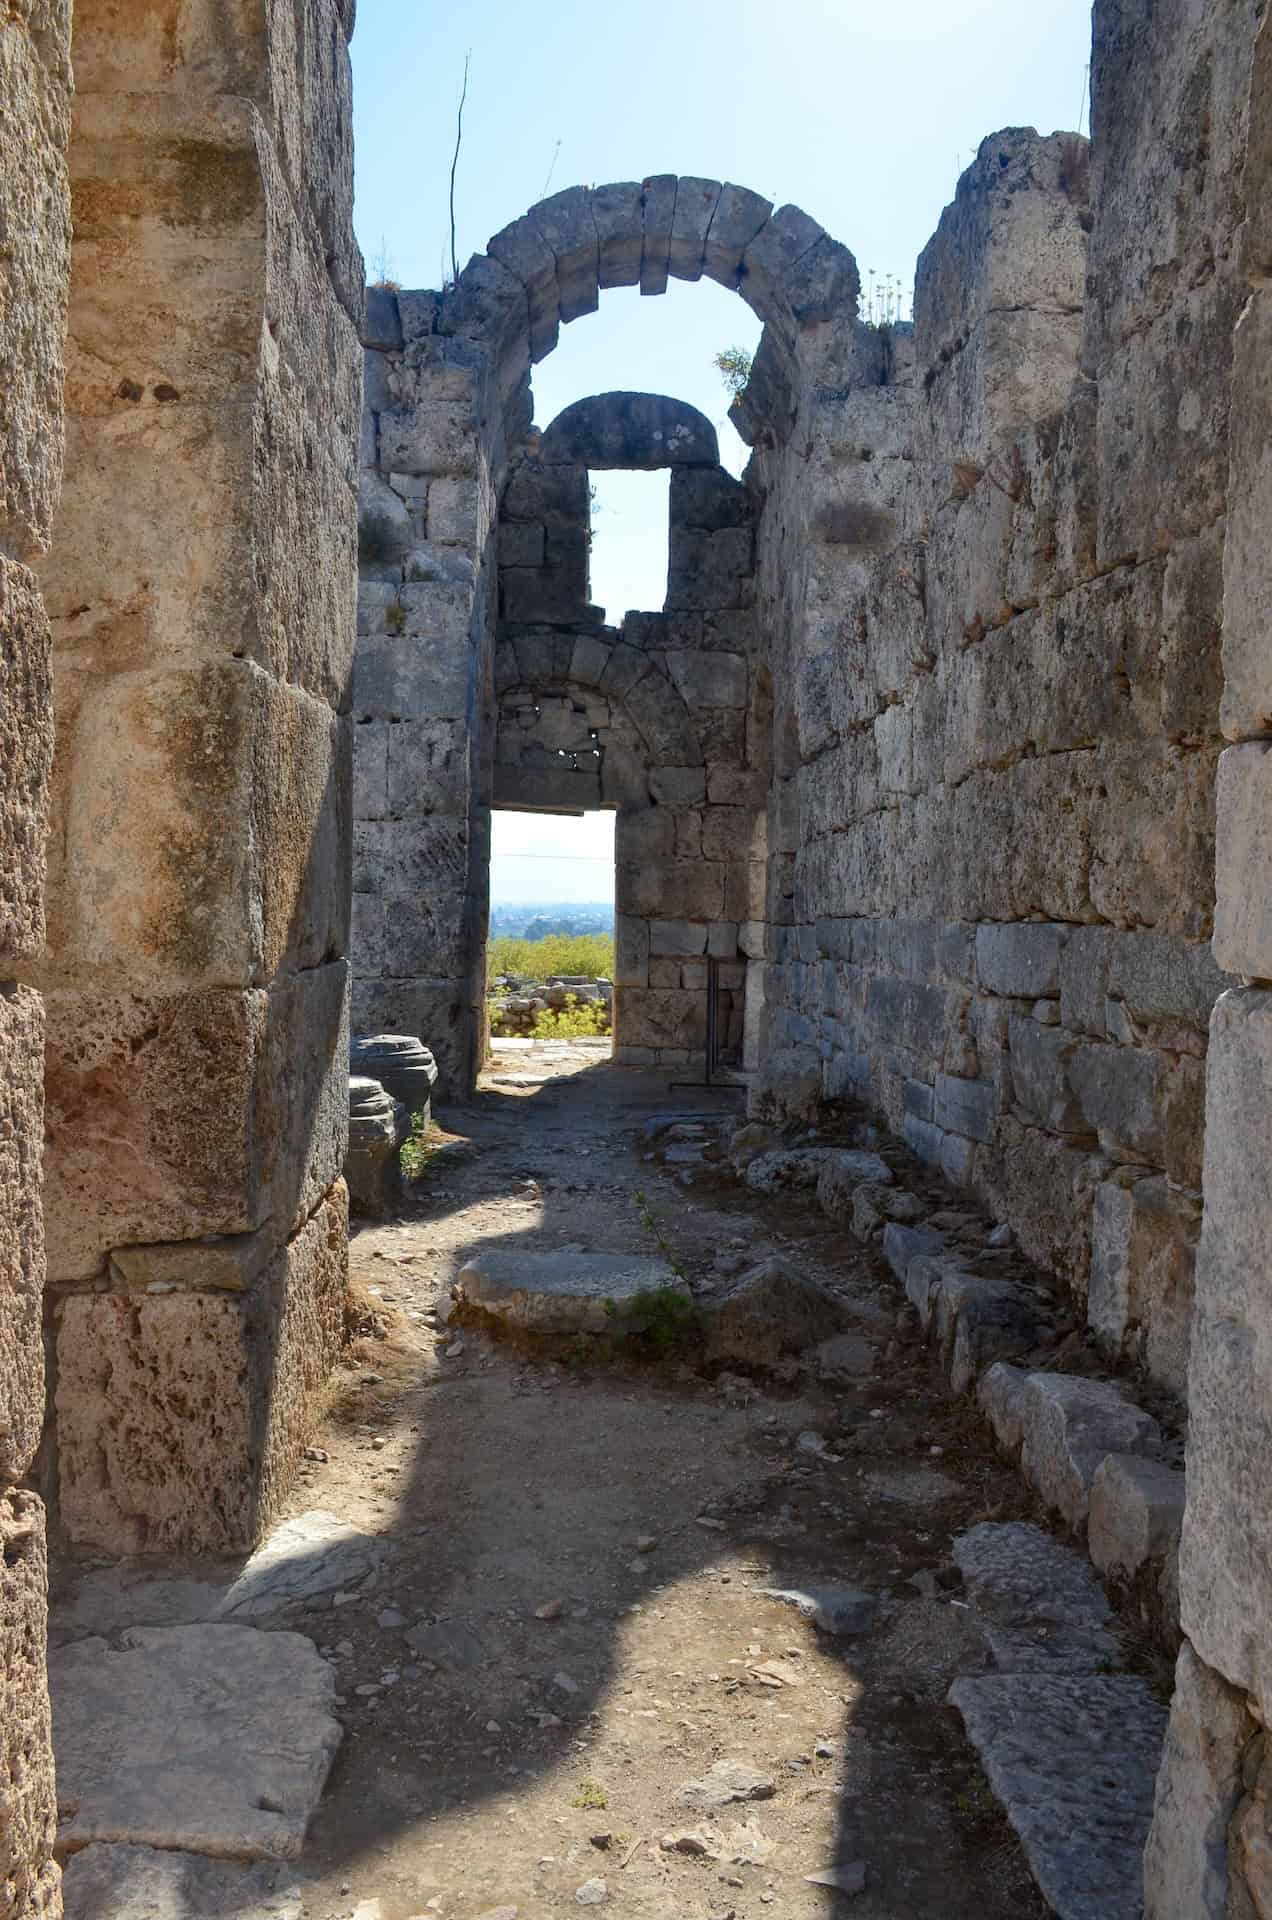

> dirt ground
[269,1043,1058,1920]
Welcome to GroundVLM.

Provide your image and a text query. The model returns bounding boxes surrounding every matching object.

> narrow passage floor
[58,1047,1081,1918]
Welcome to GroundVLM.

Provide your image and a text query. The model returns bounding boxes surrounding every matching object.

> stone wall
[353,185,856,1088]
[755,114,1236,1404]
[1,3,71,1912]
[1144,2,1272,1913]
[33,0,362,1558]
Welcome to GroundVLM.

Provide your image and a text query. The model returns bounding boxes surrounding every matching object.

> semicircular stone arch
[354,177,867,1092]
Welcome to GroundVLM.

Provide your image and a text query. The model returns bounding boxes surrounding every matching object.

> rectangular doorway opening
[487,809,616,1072]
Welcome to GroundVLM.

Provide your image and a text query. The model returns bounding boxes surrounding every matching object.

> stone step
[50,1624,341,1861]
[949,1673,1168,1920]
[62,1843,306,1920]
[455,1247,686,1334]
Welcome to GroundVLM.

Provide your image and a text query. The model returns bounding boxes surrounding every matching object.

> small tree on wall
[713,346,754,399]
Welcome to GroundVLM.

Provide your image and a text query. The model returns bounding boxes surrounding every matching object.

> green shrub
[530,994,610,1039]
[488,932,614,982]
[399,1111,434,1180]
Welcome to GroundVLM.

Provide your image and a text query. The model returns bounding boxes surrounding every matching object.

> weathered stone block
[976,922,1067,997]
[618,988,706,1052]
[1019,1372,1162,1531]
[1178,989,1272,1715]
[1088,1453,1185,1581]
[487,212,558,360]
[639,174,676,295]
[1096,276,1239,567]
[0,988,44,1487]
[666,527,753,612]
[51,94,359,704]
[1088,1175,1198,1395]
[668,176,721,281]
[914,131,1087,355]
[1214,743,1272,978]
[1007,1016,1087,1134]
[384,719,470,818]
[703,183,772,288]
[0,4,71,561]
[1144,1643,1255,1920]
[0,1491,57,1920]
[1068,1041,1170,1165]
[664,649,748,710]
[648,920,708,958]
[978,1360,1030,1454]
[529,186,599,325]
[48,659,349,993]
[0,562,52,970]
[933,1072,996,1143]
[592,180,643,289]
[353,631,473,722]
[43,963,349,1282]
[56,1183,347,1556]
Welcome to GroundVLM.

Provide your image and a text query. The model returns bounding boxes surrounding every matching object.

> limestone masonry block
[49,94,359,703]
[1087,0,1250,367]
[1095,276,1239,567]
[528,186,599,325]
[1144,1642,1256,1920]
[639,175,676,295]
[0,1492,58,1920]
[1088,1175,1199,1395]
[592,181,643,289]
[55,1183,348,1556]
[0,988,45,1487]
[1088,1453,1185,1581]
[1019,1372,1162,1531]
[975,923,1067,997]
[0,562,52,970]
[0,2,71,561]
[1221,286,1272,739]
[703,183,773,288]
[914,131,1087,356]
[43,963,348,1282]
[668,177,721,282]
[1180,989,1272,1716]
[48,664,350,992]
[1214,743,1272,978]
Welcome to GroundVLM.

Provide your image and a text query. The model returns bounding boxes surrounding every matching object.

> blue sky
[350,0,1093,904]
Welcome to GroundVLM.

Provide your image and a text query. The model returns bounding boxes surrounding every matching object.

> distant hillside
[490,901,615,940]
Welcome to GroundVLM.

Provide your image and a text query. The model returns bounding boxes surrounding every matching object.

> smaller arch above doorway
[538,391,719,471]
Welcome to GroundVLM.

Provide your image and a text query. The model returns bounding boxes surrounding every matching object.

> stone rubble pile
[489,976,613,1037]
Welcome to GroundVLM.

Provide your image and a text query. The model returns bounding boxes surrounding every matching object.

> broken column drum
[351,1032,438,1123]
[345,1075,406,1219]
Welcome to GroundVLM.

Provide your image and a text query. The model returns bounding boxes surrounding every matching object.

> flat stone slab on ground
[757,1583,878,1636]
[217,1510,389,1619]
[677,1760,777,1811]
[51,1625,341,1860]
[61,1844,306,1919]
[949,1673,1168,1920]
[953,1521,1120,1674]
[455,1248,686,1333]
